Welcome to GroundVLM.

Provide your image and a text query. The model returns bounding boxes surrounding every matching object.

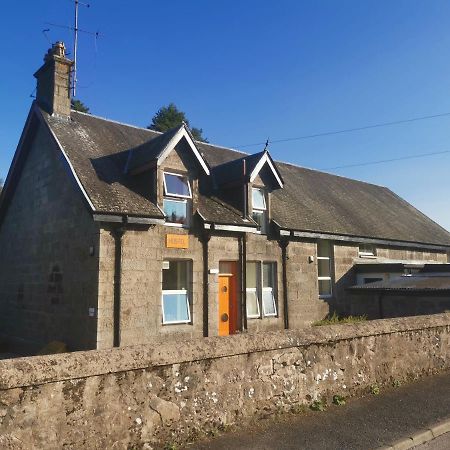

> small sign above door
[166,234,189,249]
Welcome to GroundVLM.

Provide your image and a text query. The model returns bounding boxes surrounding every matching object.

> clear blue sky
[1,1,450,230]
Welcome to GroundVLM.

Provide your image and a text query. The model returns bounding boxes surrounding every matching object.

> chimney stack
[34,42,73,117]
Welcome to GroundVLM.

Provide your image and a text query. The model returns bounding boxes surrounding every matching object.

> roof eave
[274,225,450,251]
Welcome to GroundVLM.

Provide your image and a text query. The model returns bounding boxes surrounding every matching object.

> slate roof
[348,274,450,292]
[40,106,450,247]
[125,125,182,174]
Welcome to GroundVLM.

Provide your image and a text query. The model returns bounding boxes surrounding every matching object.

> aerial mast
[72,0,90,97]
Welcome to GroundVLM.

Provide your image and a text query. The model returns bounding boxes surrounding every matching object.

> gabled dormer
[125,123,210,227]
[212,149,283,233]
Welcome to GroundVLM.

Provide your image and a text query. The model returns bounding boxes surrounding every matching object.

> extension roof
[348,274,450,293]
[3,102,450,248]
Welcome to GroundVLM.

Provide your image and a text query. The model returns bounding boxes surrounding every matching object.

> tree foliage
[148,103,208,142]
[71,99,90,114]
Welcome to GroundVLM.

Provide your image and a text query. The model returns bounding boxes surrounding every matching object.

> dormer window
[252,188,267,233]
[163,172,191,226]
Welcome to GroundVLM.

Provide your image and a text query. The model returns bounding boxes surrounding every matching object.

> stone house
[0,42,449,353]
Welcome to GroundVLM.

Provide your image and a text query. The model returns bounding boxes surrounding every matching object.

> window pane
[262,262,274,288]
[246,262,258,289]
[162,293,189,322]
[162,260,189,290]
[317,240,331,258]
[164,173,191,197]
[319,279,332,296]
[163,199,187,224]
[359,244,376,256]
[246,290,260,317]
[252,188,266,210]
[262,289,276,316]
[252,211,267,233]
[318,259,331,277]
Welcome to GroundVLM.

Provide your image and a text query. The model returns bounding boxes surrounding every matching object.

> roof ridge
[71,109,254,155]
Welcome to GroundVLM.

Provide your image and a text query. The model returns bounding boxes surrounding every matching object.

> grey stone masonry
[0,314,449,449]
[0,123,100,352]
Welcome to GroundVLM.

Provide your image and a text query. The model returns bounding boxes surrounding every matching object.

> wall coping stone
[1,313,449,390]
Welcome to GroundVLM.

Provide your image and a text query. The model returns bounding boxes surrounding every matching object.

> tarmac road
[189,371,450,450]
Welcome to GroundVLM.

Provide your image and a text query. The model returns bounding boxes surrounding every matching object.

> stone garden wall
[1,313,450,449]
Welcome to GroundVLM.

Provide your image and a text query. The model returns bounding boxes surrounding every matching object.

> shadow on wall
[346,293,450,320]
[330,265,357,317]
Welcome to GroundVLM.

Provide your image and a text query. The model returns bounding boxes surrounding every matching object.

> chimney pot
[45,41,67,60]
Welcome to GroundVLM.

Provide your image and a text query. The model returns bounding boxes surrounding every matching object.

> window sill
[162,321,192,325]
[164,222,189,229]
[319,295,333,299]
[359,254,377,259]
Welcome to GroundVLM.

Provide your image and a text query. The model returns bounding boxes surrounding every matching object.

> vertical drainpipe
[241,159,248,332]
[243,159,248,218]
[112,226,125,347]
[202,230,210,337]
[279,238,289,329]
[240,232,248,332]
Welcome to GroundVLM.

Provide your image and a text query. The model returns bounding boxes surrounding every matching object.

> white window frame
[358,244,377,258]
[252,188,267,234]
[161,289,191,324]
[163,171,192,199]
[246,261,278,319]
[262,287,277,317]
[246,287,261,319]
[163,198,189,228]
[317,241,333,299]
[163,172,191,227]
[161,259,192,325]
[262,262,277,317]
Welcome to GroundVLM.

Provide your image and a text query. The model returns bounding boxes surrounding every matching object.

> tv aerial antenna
[45,0,101,97]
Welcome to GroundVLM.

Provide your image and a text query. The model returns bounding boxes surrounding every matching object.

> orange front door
[218,276,231,336]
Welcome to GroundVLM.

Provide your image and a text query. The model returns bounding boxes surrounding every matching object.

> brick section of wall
[96,228,116,349]
[334,243,360,315]
[0,314,449,449]
[0,124,99,352]
[286,240,328,327]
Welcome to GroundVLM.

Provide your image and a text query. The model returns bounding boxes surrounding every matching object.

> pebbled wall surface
[0,314,450,449]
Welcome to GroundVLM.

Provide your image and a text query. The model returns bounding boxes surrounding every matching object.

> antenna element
[72,0,90,97]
